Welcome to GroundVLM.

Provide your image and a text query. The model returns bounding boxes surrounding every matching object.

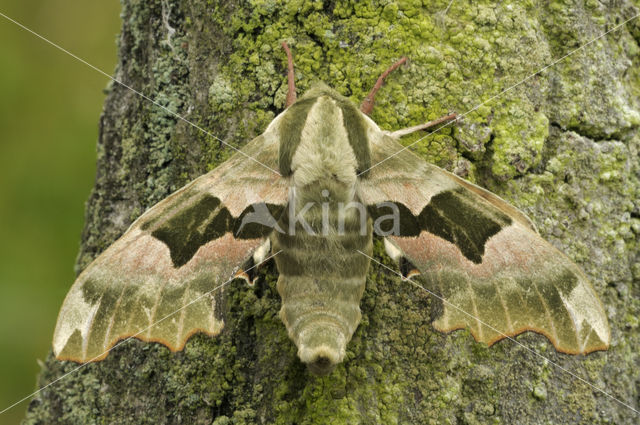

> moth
[53,43,610,375]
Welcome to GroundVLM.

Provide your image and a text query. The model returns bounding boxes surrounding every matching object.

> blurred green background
[0,1,121,422]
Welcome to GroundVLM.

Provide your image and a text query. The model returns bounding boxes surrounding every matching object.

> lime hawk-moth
[53,44,610,375]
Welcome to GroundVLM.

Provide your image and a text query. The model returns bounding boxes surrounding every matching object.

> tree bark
[24,0,640,423]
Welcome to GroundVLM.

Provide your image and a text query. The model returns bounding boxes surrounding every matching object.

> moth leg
[252,238,271,264]
[360,56,408,115]
[281,42,297,107]
[234,239,271,285]
[383,238,420,280]
[388,112,458,138]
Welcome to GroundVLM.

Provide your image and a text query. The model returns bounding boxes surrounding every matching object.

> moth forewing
[52,129,289,363]
[361,131,610,355]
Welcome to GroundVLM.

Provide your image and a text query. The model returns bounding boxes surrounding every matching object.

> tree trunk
[24,1,640,423]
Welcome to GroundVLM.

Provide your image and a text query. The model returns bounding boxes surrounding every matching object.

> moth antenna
[389,112,458,138]
[360,56,408,115]
[282,42,297,107]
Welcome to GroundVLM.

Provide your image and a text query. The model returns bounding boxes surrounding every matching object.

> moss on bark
[24,0,640,423]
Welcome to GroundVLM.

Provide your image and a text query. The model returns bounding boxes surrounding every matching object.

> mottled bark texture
[24,0,640,424]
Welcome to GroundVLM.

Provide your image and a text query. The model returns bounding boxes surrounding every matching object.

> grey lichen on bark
[24,0,640,424]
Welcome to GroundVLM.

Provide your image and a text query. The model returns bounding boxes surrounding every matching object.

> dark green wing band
[150,194,284,267]
[368,188,512,263]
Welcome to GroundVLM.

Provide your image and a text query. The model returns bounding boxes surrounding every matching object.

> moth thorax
[289,96,359,189]
[294,180,356,205]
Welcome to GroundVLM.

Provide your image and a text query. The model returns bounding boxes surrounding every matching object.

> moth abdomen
[275,274,368,375]
[272,200,373,375]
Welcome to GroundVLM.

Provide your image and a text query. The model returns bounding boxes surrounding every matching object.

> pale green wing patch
[53,132,289,362]
[361,132,610,354]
